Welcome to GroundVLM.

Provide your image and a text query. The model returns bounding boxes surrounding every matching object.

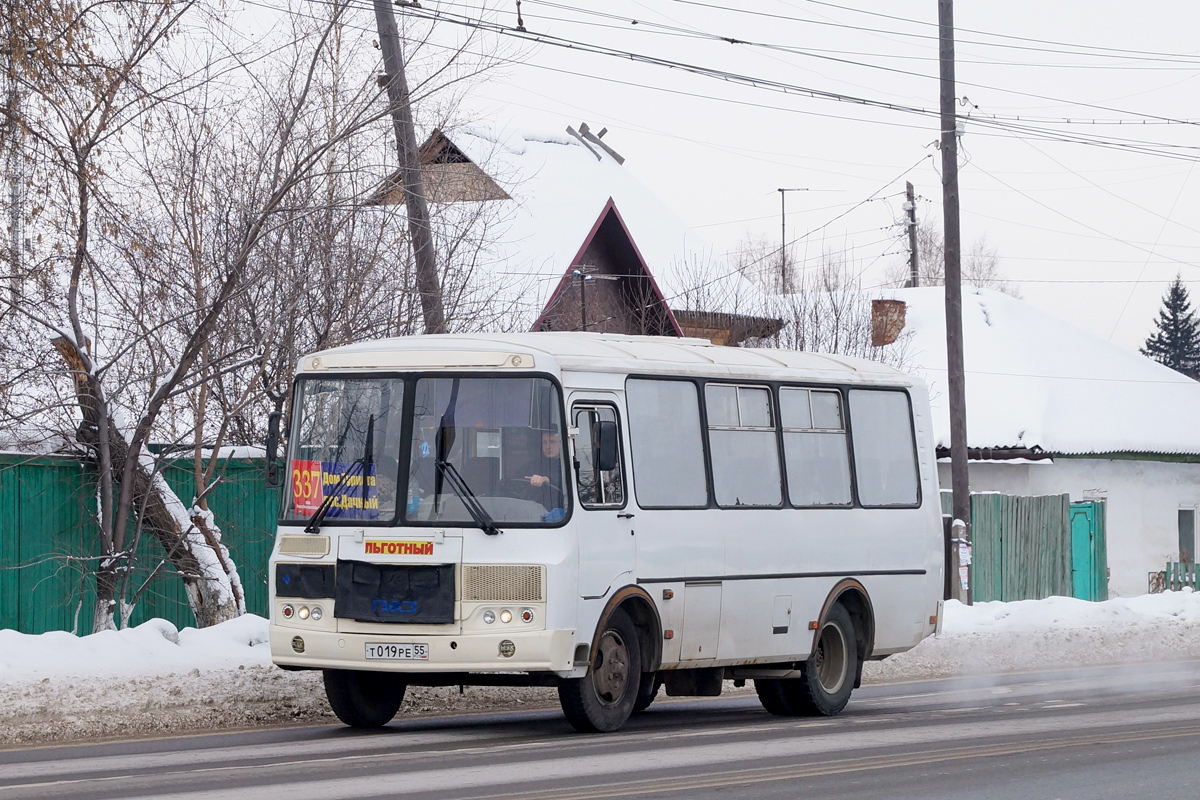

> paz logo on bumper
[364,540,434,556]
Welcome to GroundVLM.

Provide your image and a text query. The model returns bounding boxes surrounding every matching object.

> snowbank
[867,590,1200,683]
[2,592,1199,745]
[0,615,269,677]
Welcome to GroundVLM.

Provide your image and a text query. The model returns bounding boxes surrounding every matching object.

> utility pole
[904,181,919,288]
[777,188,808,293]
[939,0,972,604]
[373,0,446,334]
[572,269,588,331]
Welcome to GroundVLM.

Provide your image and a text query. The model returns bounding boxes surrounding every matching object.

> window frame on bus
[625,376,714,511]
[280,370,573,529]
[776,384,855,510]
[845,386,923,510]
[702,381,785,510]
[569,401,629,511]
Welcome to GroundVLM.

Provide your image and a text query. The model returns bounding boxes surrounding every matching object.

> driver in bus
[523,424,565,520]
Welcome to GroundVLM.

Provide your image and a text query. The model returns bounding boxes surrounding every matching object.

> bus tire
[633,672,662,713]
[323,669,406,728]
[558,609,642,732]
[793,603,857,716]
[754,678,796,716]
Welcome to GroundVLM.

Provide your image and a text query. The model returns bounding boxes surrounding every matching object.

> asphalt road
[3,660,1200,800]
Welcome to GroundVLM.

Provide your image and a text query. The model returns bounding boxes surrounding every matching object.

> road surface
[2,660,1199,799]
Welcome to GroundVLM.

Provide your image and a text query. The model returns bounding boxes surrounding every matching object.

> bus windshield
[284,377,406,524]
[283,374,567,527]
[407,376,568,526]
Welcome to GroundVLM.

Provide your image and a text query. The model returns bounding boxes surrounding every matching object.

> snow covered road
[1,591,1198,746]
[3,662,1200,799]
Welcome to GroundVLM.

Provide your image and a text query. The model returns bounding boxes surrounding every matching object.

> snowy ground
[2,591,1198,747]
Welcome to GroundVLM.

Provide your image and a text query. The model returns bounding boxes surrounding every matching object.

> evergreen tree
[1141,276,1200,380]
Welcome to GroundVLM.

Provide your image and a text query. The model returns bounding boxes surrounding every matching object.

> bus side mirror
[593,420,618,472]
[265,411,283,488]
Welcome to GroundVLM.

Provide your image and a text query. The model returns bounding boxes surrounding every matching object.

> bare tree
[885,223,1020,297]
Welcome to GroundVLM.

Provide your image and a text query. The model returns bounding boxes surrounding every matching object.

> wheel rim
[592,629,630,705]
[814,621,849,695]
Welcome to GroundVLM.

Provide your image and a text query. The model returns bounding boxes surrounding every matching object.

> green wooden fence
[0,453,279,634]
[941,490,1104,602]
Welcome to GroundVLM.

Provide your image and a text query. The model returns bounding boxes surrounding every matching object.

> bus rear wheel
[323,669,407,728]
[754,604,858,717]
[633,672,662,713]
[558,609,642,732]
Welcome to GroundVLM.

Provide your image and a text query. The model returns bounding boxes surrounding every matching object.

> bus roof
[298,332,917,386]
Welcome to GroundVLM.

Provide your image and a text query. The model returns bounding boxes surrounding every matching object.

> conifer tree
[1141,276,1200,380]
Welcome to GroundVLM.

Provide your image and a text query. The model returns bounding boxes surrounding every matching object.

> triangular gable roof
[430,126,772,328]
[366,128,510,206]
[894,287,1200,456]
[531,198,684,336]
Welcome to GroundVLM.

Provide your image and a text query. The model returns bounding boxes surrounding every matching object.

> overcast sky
[394,0,1198,353]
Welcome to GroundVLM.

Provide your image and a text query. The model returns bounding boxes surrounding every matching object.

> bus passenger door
[568,396,635,599]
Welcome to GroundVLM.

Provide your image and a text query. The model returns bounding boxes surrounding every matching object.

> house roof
[896,287,1200,456]
[430,126,771,327]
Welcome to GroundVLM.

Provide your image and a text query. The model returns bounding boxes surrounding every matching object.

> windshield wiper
[431,378,499,536]
[304,414,374,533]
[436,460,500,536]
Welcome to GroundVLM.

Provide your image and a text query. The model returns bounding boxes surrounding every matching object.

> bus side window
[779,388,853,507]
[847,389,920,507]
[572,405,625,508]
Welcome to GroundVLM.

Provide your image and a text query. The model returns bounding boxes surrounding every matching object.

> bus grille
[278,535,330,557]
[462,565,544,603]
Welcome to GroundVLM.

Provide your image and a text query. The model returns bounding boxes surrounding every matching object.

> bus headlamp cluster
[281,604,323,622]
[481,608,535,624]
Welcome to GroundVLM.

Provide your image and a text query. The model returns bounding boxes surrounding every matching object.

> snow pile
[894,287,1200,456]
[868,590,1200,683]
[2,592,1199,745]
[0,615,268,677]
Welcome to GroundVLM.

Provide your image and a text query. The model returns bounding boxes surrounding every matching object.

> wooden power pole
[939,0,972,603]
[905,181,919,288]
[373,0,446,334]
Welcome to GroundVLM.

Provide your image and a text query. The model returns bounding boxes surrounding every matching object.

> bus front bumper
[270,625,578,677]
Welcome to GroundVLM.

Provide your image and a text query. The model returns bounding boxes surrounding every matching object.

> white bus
[268,333,944,732]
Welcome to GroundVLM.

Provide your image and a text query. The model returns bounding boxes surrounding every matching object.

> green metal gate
[0,454,279,634]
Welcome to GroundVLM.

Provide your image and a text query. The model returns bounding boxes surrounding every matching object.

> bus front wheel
[323,669,407,728]
[558,609,642,732]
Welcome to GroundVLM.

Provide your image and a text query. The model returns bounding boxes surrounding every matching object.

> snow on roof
[897,287,1200,456]
[444,126,768,322]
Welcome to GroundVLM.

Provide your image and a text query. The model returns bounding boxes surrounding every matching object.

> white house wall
[937,459,1200,597]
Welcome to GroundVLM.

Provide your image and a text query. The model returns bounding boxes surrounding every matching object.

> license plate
[365,642,429,660]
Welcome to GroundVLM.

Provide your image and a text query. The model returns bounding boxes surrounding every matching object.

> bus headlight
[310,605,323,621]
[483,610,496,624]
[298,606,310,620]
[499,609,512,624]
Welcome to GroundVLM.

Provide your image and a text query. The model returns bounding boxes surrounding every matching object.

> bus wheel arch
[816,579,875,690]
[597,585,663,673]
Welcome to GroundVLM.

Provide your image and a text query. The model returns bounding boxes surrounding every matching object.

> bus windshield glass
[407,376,568,526]
[283,378,405,524]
